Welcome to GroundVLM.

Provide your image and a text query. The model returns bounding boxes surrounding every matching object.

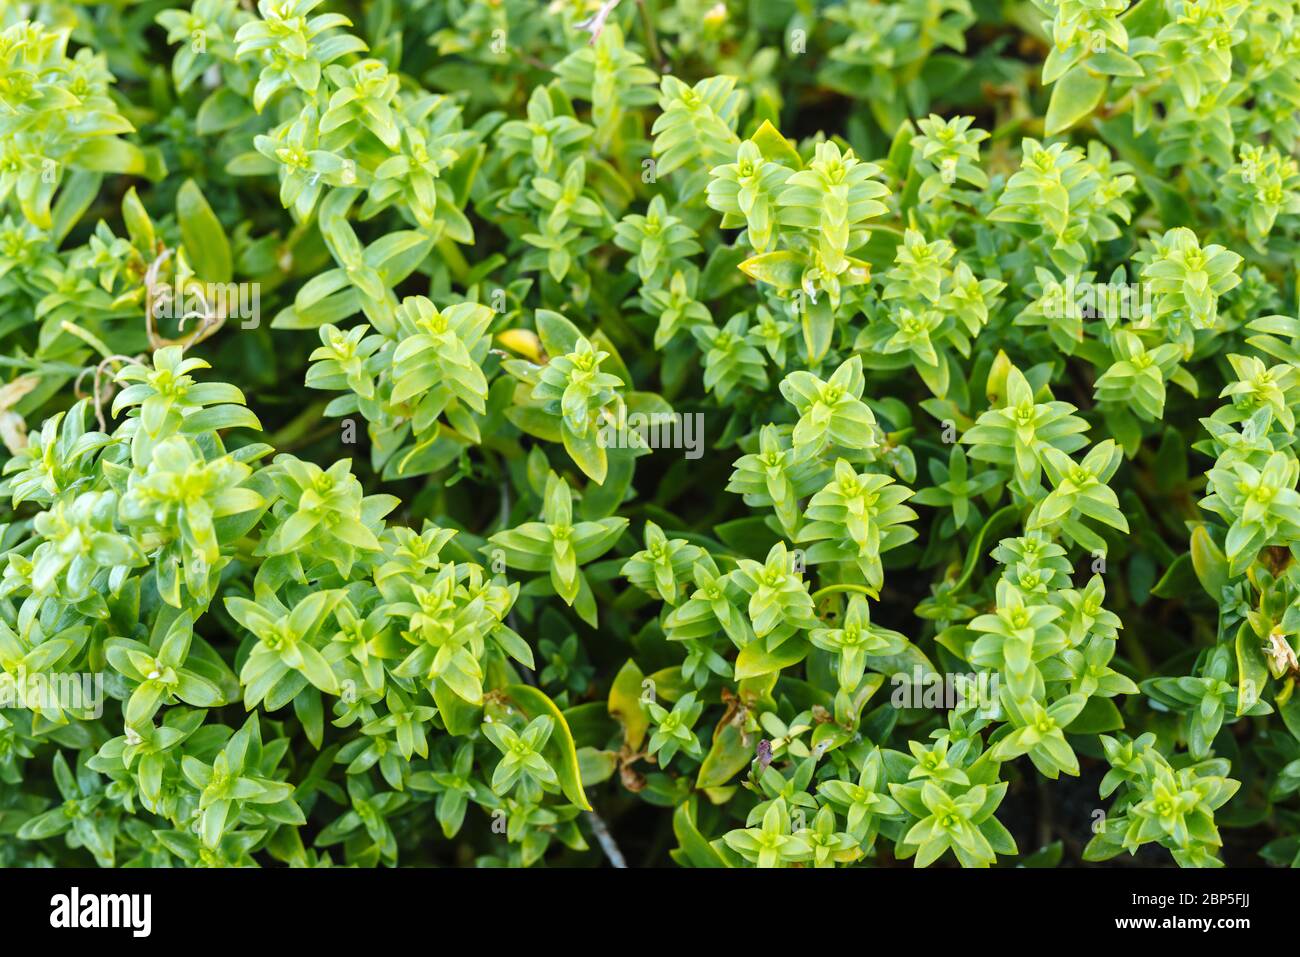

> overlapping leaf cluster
[1,0,1299,868]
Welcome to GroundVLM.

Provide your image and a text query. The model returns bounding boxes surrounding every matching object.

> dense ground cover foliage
[1,0,1299,868]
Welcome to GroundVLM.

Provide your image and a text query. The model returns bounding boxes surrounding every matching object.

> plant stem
[586,809,628,868]
[811,583,877,601]
[636,0,663,69]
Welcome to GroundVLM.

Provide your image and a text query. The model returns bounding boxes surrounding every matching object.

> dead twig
[576,0,622,43]
[144,248,227,351]
[585,809,627,868]
[74,353,147,433]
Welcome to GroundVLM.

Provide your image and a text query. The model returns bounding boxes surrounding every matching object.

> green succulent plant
[1,0,1299,877]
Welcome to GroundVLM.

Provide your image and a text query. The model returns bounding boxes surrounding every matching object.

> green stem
[437,238,470,286]
[951,503,1023,592]
[636,0,662,69]
[59,321,115,360]
[811,583,877,601]
[0,356,87,375]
